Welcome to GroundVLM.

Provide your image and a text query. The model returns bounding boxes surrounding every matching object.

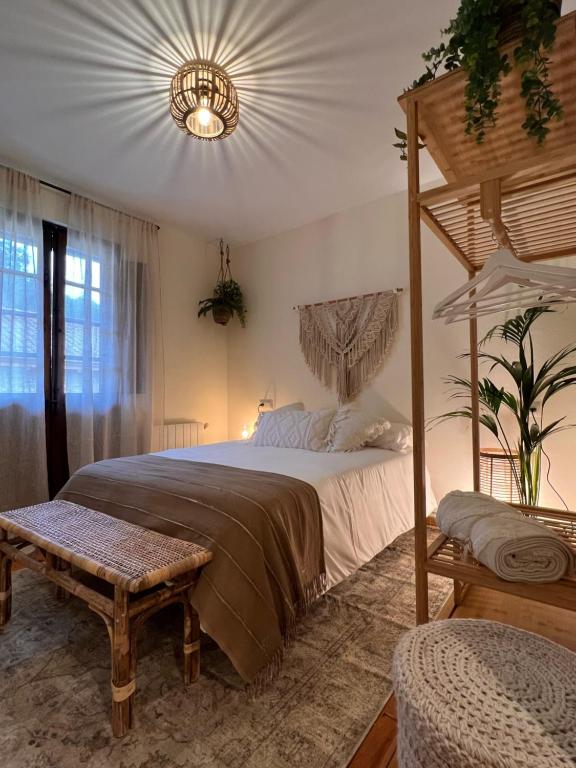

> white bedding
[154,441,437,589]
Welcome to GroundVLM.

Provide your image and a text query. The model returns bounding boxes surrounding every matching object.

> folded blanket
[437,491,576,583]
[58,455,326,686]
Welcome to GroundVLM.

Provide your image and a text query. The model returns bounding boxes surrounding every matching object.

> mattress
[155,441,437,589]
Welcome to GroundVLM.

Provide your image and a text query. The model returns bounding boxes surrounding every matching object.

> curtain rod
[40,179,160,231]
[292,288,403,311]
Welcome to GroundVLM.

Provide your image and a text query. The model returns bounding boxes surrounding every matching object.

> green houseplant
[395,0,563,155]
[198,240,247,327]
[433,306,576,506]
[198,278,246,327]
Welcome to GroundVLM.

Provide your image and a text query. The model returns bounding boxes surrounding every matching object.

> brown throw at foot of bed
[57,455,326,686]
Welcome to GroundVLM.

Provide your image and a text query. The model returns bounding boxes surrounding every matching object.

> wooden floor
[347,585,576,768]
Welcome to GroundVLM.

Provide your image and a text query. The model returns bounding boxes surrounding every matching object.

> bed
[154,440,437,589]
[57,440,437,685]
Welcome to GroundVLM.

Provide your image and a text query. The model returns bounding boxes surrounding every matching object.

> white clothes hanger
[433,248,576,324]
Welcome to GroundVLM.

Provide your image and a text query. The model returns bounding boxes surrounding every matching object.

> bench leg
[111,587,135,737]
[183,595,200,685]
[54,557,70,602]
[453,579,464,607]
[0,544,12,628]
[45,552,69,602]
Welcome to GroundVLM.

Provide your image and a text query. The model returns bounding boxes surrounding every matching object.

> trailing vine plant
[393,0,563,158]
[445,0,512,143]
[515,0,563,142]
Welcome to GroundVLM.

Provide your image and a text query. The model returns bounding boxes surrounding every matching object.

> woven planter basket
[212,305,232,325]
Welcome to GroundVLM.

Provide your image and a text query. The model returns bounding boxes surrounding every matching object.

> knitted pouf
[393,619,576,768]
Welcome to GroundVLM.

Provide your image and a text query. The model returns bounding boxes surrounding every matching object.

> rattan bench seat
[0,500,211,592]
[0,499,212,736]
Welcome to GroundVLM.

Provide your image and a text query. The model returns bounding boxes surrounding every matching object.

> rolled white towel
[436,490,513,541]
[437,490,576,583]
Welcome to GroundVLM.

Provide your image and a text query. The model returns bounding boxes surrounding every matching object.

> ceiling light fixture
[169,60,239,140]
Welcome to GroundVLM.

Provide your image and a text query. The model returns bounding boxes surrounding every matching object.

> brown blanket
[57,455,326,685]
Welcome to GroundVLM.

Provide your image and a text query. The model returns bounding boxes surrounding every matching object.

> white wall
[226,191,576,509]
[40,185,229,444]
[226,191,474,503]
[41,183,576,508]
[476,295,576,510]
[526,296,576,510]
[158,229,228,443]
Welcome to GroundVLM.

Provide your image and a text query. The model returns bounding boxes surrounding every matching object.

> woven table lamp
[480,448,520,503]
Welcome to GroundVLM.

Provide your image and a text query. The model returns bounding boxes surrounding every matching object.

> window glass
[64,249,101,395]
[0,236,41,395]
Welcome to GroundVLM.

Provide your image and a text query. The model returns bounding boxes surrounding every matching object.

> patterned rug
[0,530,450,768]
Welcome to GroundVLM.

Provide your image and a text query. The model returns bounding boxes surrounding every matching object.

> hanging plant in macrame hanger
[198,239,247,327]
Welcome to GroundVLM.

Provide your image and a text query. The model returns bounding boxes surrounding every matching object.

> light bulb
[241,424,250,440]
[197,107,212,127]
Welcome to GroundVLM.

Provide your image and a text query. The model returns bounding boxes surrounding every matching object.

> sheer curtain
[65,194,163,474]
[0,167,48,510]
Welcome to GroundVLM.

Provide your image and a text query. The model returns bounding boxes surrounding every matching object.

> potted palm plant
[433,306,576,506]
[198,240,247,327]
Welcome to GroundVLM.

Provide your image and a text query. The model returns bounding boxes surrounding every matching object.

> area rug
[0,529,450,768]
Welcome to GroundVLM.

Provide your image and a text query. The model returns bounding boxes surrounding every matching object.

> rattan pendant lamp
[170,60,239,140]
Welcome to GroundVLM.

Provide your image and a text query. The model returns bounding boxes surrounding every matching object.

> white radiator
[161,420,206,450]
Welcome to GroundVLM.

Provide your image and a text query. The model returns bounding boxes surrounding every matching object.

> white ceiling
[2,0,569,244]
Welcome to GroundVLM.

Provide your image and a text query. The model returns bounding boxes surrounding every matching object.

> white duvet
[154,441,437,589]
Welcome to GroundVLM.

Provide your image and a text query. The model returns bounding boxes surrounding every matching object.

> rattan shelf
[427,505,576,613]
[400,11,576,623]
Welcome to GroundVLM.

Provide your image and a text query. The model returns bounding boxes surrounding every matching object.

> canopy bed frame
[399,10,576,623]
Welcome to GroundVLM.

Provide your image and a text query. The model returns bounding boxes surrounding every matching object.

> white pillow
[367,422,413,453]
[252,402,305,436]
[252,408,335,451]
[327,406,390,452]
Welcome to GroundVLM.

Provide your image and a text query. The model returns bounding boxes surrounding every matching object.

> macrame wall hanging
[297,289,401,403]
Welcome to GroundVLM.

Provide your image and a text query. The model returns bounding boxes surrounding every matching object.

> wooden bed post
[407,98,429,624]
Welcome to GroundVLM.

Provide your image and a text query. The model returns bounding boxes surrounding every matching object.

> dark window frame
[43,220,70,497]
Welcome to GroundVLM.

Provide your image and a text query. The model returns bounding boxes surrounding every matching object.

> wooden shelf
[401,14,576,622]
[421,165,576,271]
[398,12,576,273]
[427,506,576,613]
[398,13,576,183]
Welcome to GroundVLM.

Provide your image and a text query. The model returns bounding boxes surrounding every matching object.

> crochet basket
[393,619,576,768]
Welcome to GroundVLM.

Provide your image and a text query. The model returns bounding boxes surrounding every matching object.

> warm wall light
[480,448,521,503]
[241,424,250,440]
[170,60,239,140]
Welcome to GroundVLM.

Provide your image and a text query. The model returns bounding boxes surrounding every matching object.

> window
[64,250,102,395]
[0,235,41,395]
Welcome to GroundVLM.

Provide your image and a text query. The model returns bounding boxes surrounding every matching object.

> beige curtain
[299,291,399,403]
[0,167,48,511]
[65,195,164,473]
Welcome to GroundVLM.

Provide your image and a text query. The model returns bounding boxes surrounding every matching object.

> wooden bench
[0,500,213,737]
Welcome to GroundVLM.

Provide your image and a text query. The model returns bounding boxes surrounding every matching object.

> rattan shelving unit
[398,11,576,622]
